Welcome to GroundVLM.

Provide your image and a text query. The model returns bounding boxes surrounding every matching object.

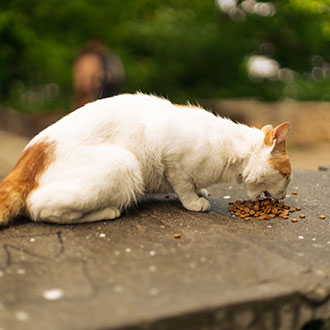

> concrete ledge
[0,169,330,330]
[203,99,330,146]
[0,106,63,138]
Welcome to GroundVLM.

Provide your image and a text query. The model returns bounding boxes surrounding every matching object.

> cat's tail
[0,139,56,226]
[0,176,26,225]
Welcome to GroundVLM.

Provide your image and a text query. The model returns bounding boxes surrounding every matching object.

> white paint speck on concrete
[43,288,64,301]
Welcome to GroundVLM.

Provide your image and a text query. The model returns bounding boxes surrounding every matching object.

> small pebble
[149,265,157,272]
[43,288,64,301]
[149,287,159,296]
[15,311,30,321]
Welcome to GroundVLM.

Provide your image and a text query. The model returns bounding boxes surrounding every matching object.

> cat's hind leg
[27,145,143,224]
[74,207,121,223]
[37,206,121,224]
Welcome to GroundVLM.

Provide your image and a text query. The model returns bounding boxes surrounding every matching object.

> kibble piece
[271,208,278,215]
[289,208,295,213]
[319,215,326,220]
[299,214,306,219]
[244,217,251,221]
[296,207,301,211]
[173,233,181,239]
[291,218,298,223]
[291,191,298,195]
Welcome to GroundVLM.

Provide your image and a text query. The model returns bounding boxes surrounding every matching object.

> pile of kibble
[228,198,304,222]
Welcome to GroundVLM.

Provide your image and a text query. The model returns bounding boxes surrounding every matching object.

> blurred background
[0,0,330,174]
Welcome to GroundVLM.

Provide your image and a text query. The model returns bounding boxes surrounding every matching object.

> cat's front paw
[182,197,210,212]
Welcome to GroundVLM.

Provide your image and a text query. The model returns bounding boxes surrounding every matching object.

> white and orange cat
[0,93,291,225]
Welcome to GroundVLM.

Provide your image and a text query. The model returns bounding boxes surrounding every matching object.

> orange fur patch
[268,152,291,179]
[0,140,56,223]
[264,126,291,179]
[264,129,274,146]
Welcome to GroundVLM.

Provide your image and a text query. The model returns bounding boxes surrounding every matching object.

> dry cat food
[228,198,300,221]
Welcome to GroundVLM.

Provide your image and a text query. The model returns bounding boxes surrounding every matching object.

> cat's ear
[264,122,291,147]
[274,122,291,144]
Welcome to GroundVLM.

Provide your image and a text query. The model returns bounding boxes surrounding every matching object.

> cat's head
[243,122,291,201]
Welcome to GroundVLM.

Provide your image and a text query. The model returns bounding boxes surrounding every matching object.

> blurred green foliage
[1,0,330,113]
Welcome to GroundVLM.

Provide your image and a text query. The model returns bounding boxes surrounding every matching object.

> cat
[0,93,291,225]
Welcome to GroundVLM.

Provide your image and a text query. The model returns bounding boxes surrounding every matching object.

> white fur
[26,93,289,223]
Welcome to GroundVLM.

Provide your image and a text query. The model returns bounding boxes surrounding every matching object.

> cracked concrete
[0,169,329,330]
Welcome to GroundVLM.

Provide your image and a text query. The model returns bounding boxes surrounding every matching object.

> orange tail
[0,139,56,225]
[0,176,25,225]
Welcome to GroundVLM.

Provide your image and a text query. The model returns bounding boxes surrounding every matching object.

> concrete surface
[0,169,329,330]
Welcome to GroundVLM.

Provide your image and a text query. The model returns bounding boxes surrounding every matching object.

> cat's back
[28,93,175,146]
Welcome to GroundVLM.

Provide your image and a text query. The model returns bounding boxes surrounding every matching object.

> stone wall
[203,100,330,146]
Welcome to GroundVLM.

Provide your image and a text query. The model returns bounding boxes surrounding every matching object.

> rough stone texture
[0,169,329,330]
